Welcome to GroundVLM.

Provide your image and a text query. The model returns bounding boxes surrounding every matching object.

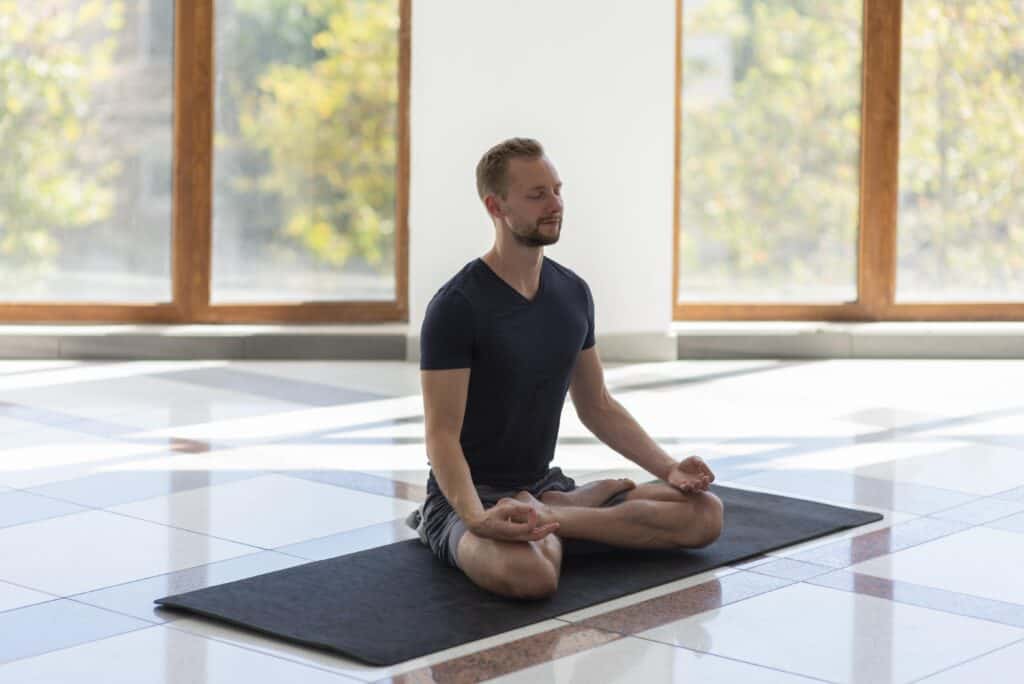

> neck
[483,242,544,292]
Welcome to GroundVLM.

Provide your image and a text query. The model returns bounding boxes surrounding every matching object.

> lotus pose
[409,137,724,600]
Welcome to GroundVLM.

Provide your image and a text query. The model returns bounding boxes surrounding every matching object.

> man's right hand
[466,498,560,542]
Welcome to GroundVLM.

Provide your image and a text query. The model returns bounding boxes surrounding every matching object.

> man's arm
[422,368,489,524]
[422,368,558,540]
[568,347,678,480]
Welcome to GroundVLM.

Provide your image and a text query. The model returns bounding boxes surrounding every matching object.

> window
[0,0,173,303]
[677,0,863,304]
[896,0,1024,302]
[211,0,400,303]
[674,0,1024,320]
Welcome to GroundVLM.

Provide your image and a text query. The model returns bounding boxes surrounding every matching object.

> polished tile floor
[1,358,1022,683]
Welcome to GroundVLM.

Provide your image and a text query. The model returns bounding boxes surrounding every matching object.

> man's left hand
[665,455,716,493]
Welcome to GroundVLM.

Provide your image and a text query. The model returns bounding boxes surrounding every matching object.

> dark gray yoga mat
[155,484,882,666]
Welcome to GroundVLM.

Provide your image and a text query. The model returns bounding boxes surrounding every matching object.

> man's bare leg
[520,488,723,549]
[455,530,563,600]
[451,476,721,599]
[540,477,636,508]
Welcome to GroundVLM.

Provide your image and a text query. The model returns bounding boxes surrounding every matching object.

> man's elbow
[576,391,614,427]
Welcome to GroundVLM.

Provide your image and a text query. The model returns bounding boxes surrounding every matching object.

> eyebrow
[528,183,562,191]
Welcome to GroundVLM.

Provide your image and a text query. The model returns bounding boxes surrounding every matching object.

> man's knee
[676,491,723,548]
[684,489,724,548]
[494,544,560,599]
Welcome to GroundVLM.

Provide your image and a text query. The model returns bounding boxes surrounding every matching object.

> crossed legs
[455,479,724,600]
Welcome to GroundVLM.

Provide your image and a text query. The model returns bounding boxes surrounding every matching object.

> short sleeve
[581,279,595,350]
[420,289,475,370]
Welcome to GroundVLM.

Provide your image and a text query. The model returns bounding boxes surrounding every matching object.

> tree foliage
[0,0,124,271]
[680,0,1024,299]
[225,0,399,273]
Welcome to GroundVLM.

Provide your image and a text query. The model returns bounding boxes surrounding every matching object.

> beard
[507,217,561,247]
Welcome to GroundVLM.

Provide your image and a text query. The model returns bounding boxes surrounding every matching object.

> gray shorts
[405,467,630,569]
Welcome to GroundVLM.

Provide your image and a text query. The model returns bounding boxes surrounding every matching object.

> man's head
[476,137,563,248]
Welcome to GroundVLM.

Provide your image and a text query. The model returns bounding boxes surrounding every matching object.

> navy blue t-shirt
[420,255,595,492]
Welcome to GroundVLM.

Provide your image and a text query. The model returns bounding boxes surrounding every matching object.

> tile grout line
[0,624,157,670]
[905,635,1024,684]
[368,575,798,684]
[627,633,836,684]
[373,622,627,684]
[159,621,370,683]
[787,517,974,570]
[798,571,1024,631]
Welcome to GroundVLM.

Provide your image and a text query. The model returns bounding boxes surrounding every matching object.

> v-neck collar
[477,256,546,304]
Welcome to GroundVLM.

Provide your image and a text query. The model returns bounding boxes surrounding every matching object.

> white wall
[408,0,678,361]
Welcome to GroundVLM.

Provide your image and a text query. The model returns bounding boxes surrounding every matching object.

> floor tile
[488,633,820,684]
[107,474,419,549]
[638,583,1024,683]
[3,359,1024,683]
[760,439,966,472]
[0,581,58,614]
[390,623,623,683]
[0,434,173,489]
[843,407,950,430]
[856,443,1024,496]
[556,567,743,624]
[26,468,265,509]
[926,412,1024,450]
[0,599,151,665]
[0,490,86,528]
[784,517,966,568]
[808,571,1024,629]
[991,485,1024,504]
[576,573,794,638]
[275,519,419,561]
[744,557,836,582]
[733,468,975,515]
[0,624,360,683]
[72,551,309,624]
[987,511,1024,534]
[154,367,386,407]
[849,527,1024,605]
[127,395,425,442]
[928,498,1024,526]
[281,469,426,502]
[918,639,1024,683]
[0,509,257,595]
[168,614,568,682]
[238,360,423,397]
[0,415,53,436]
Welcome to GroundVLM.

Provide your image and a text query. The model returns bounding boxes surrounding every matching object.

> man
[408,137,723,600]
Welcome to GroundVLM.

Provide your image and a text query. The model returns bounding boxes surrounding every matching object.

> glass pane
[0,1,174,302]
[212,0,399,303]
[677,0,862,303]
[896,0,1024,302]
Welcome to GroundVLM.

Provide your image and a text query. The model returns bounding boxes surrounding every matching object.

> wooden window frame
[672,0,1024,322]
[0,0,410,324]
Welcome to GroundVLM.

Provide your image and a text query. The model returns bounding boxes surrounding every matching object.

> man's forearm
[581,397,677,480]
[426,435,485,525]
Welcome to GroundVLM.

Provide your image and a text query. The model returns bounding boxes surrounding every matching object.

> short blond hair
[475,137,545,202]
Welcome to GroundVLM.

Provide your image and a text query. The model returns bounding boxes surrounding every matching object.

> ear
[484,194,504,220]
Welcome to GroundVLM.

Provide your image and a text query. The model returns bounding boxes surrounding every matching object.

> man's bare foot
[511,490,558,527]
[539,478,636,508]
